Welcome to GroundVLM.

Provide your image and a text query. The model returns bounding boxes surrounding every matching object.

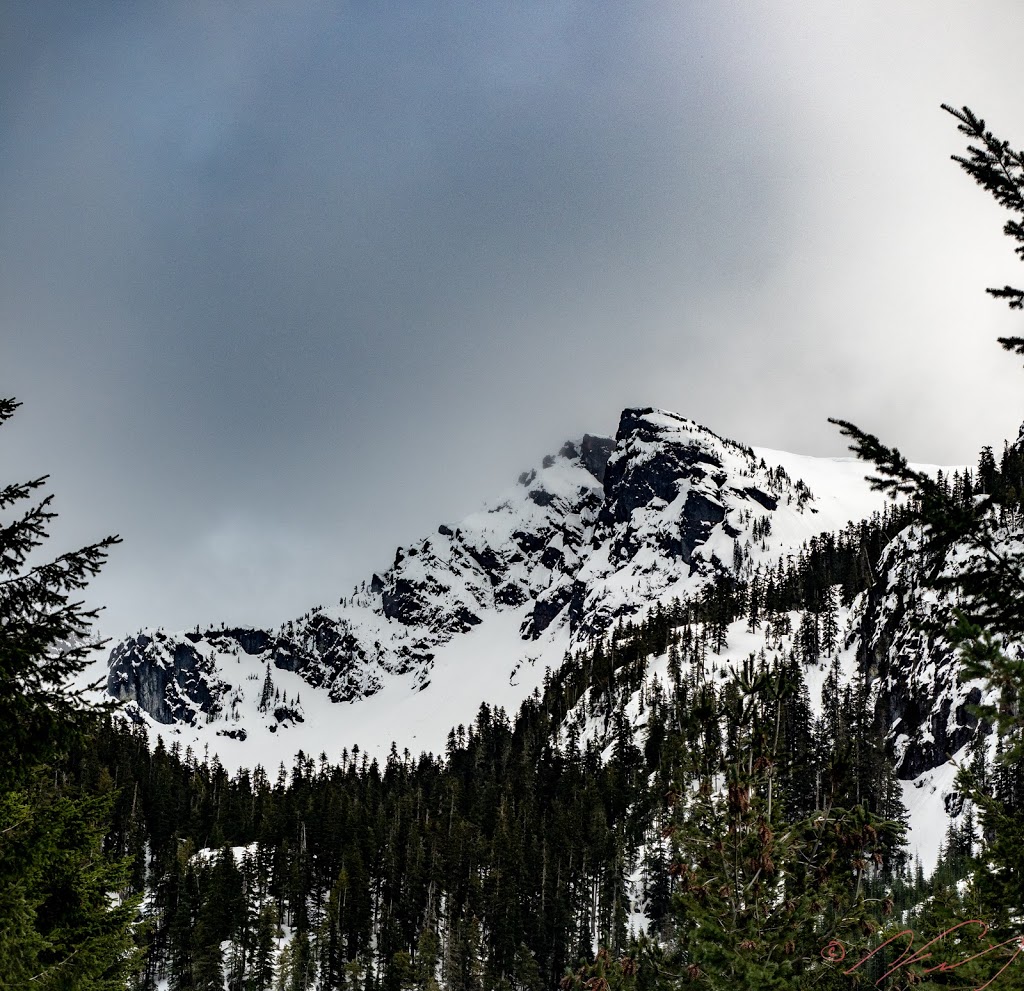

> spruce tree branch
[0,398,21,426]
[997,335,1024,355]
[943,104,1024,214]
[0,477,48,513]
[990,287,1024,311]
[0,535,120,592]
[0,811,34,836]
[27,943,84,984]
[942,105,1024,311]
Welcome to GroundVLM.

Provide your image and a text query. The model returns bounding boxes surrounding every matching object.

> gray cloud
[3,1,1024,637]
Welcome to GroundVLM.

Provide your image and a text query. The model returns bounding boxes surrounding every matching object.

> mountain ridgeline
[86,405,1024,990]
[104,411,853,748]
[102,407,991,787]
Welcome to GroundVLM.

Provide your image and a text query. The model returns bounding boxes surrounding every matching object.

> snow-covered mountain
[98,408,936,770]
[92,404,1012,875]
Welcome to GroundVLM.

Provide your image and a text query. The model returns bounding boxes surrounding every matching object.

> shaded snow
[901,757,964,876]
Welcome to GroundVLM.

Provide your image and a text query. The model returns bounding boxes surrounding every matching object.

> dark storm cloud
[3,2,1024,636]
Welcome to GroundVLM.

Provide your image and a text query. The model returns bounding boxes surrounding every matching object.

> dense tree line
[73,397,1024,989]
[82,698,646,989]
[0,385,928,991]
[64,525,923,991]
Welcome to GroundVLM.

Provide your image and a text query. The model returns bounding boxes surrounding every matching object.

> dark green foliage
[943,103,1024,316]
[0,400,121,790]
[82,560,917,990]
[828,103,1024,984]
[0,398,138,988]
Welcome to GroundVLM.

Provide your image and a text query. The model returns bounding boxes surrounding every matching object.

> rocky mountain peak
[101,406,940,782]
[93,404,1002,882]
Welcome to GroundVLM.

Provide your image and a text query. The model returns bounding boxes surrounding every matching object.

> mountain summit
[102,408,931,773]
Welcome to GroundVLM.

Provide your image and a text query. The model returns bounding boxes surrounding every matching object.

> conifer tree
[627,661,904,990]
[0,397,139,988]
[831,104,1024,964]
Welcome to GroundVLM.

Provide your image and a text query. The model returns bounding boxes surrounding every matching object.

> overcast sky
[4,2,1024,638]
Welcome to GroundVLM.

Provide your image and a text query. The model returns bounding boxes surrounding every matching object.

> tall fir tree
[831,104,1024,978]
[0,398,139,988]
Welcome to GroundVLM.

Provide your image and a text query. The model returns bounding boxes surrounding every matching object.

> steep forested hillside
[69,479,1010,990]
[59,416,1024,989]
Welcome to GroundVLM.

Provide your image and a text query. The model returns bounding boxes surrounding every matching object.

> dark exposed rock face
[742,486,778,511]
[529,583,575,636]
[601,415,722,527]
[107,633,225,725]
[225,629,272,655]
[495,582,528,607]
[578,435,616,483]
[547,436,614,487]
[273,612,376,702]
[381,578,440,627]
[677,491,727,565]
[852,531,987,779]
[566,579,591,634]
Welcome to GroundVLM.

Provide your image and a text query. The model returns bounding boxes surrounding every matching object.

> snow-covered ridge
[99,407,924,773]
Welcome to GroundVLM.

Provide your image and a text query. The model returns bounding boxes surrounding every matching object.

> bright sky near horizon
[4,2,1024,638]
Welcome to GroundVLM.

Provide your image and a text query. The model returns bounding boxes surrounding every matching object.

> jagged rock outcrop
[106,430,617,727]
[108,630,228,725]
[548,409,818,639]
[851,527,989,778]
